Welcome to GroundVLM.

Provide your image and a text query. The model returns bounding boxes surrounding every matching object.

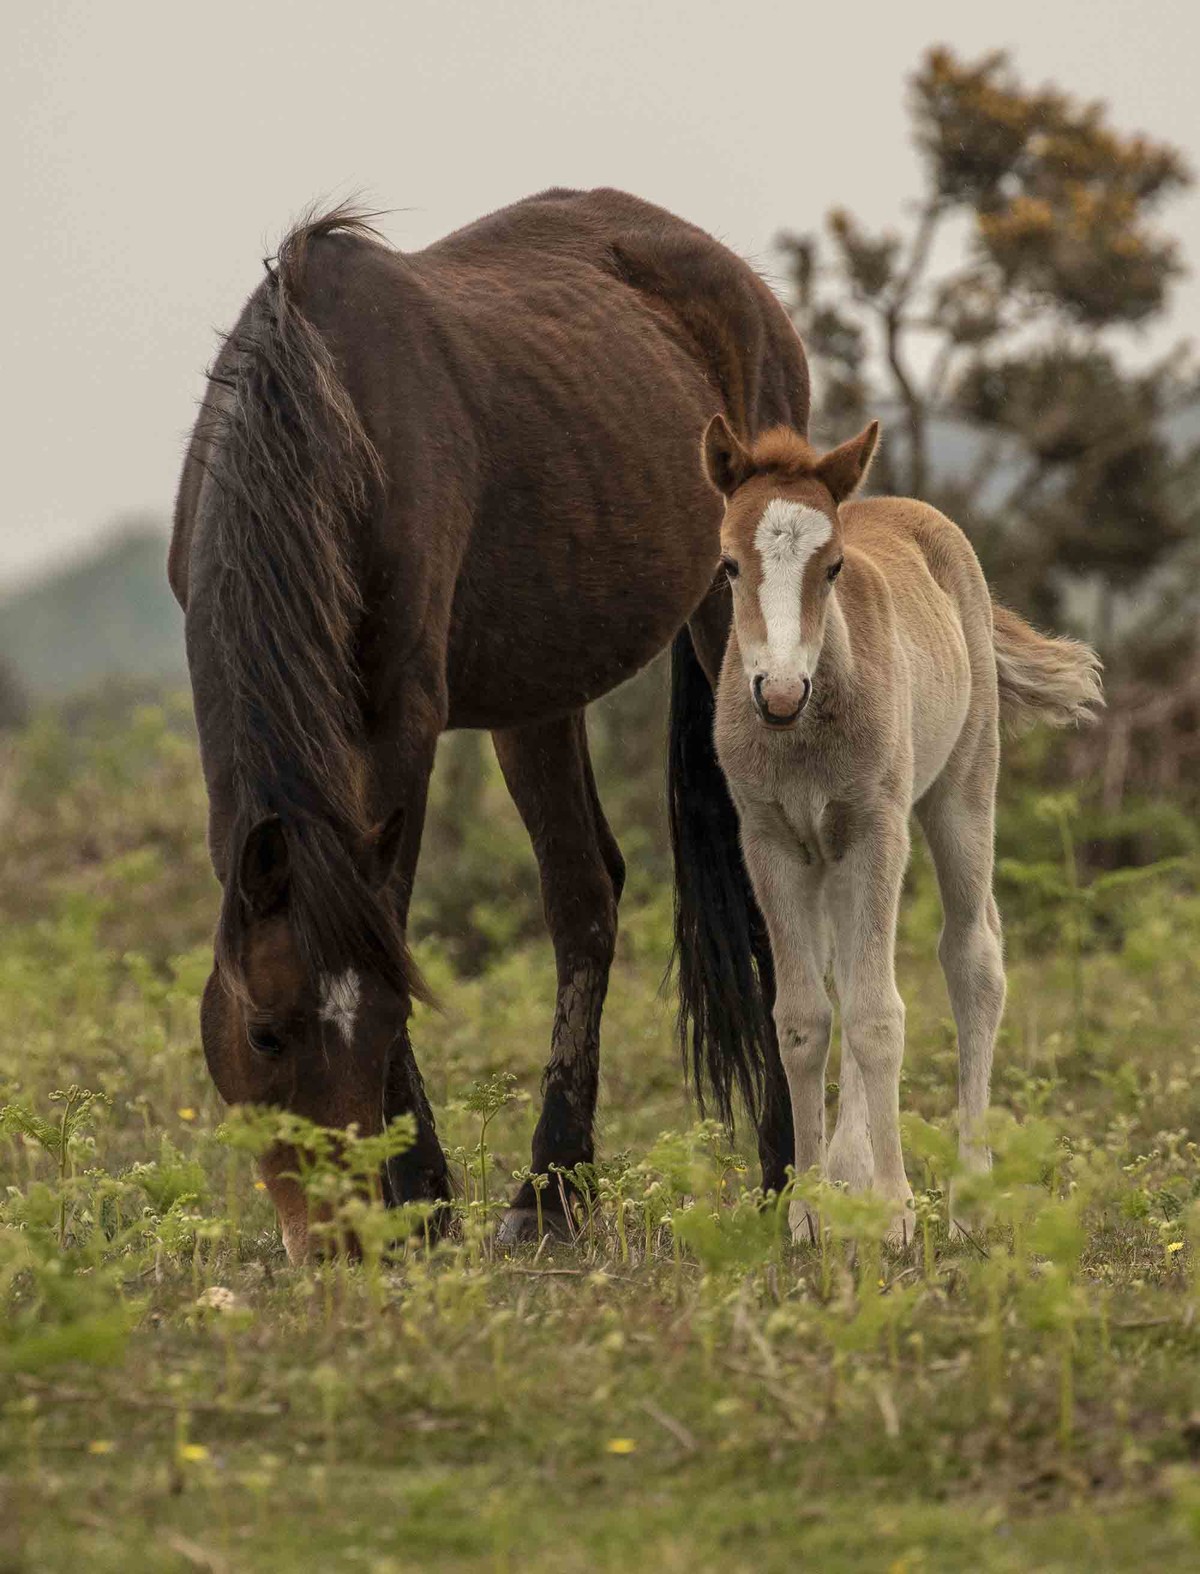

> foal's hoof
[788,1200,822,1247]
[883,1208,916,1254]
[948,1173,990,1249]
[496,1207,574,1250]
[948,1214,988,1252]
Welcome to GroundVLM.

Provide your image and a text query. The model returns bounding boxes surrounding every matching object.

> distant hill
[0,525,183,698]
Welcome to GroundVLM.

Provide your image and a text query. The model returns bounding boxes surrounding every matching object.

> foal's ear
[702,414,756,497]
[371,806,407,890]
[815,420,880,503]
[238,816,291,917]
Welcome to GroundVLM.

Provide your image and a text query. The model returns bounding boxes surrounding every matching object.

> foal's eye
[826,558,844,583]
[247,1023,284,1058]
[721,555,740,582]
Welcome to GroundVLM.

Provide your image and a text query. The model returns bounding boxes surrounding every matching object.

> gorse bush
[3,697,1200,1570]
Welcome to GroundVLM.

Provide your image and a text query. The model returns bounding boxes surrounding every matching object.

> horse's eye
[721,555,740,582]
[827,558,844,583]
[247,1023,284,1058]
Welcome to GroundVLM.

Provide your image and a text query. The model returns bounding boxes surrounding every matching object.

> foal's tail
[992,603,1104,733]
[668,627,772,1126]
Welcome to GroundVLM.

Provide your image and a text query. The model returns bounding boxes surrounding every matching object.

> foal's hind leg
[492,712,623,1244]
[915,734,1005,1219]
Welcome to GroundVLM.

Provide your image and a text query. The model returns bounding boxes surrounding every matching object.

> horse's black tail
[668,627,773,1128]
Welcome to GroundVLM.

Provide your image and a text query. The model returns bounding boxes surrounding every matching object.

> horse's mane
[201,204,426,1003]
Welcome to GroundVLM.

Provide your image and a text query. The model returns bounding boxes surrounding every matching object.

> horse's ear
[702,414,755,498]
[238,816,291,917]
[372,806,407,890]
[815,421,880,504]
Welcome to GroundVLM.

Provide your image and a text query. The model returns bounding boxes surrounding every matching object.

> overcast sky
[3,0,1197,589]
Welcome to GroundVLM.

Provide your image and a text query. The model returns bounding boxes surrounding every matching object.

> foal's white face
[701,416,879,730]
[722,492,843,726]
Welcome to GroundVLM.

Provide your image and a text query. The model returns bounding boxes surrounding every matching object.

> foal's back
[839,495,997,799]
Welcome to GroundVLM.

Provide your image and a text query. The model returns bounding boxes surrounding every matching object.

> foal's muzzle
[752,674,811,728]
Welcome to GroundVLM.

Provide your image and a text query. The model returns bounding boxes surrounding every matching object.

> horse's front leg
[369,669,453,1218]
[491,712,624,1244]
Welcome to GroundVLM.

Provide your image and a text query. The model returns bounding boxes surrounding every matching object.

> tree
[779,47,1199,659]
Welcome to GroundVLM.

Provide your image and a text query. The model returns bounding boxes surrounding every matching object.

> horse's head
[702,415,879,729]
[201,811,431,1260]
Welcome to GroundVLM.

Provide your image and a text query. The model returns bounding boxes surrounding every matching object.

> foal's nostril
[799,676,812,710]
[752,674,767,716]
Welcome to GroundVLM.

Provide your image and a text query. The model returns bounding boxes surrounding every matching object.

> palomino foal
[702,415,1102,1244]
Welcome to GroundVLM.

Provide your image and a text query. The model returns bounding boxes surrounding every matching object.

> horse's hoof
[496,1207,574,1250]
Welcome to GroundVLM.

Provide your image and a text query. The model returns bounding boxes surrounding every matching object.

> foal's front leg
[825,804,913,1246]
[738,813,831,1243]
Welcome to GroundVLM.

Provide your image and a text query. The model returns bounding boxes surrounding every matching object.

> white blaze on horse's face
[319,969,361,1048]
[731,497,834,724]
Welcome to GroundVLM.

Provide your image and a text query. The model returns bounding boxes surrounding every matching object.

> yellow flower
[254,1180,267,1192]
[178,1443,210,1463]
[605,1438,637,1455]
[177,1107,197,1122]
[88,1439,115,1456]
[1167,1241,1184,1254]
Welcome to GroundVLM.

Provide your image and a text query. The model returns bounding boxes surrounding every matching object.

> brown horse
[169,188,810,1257]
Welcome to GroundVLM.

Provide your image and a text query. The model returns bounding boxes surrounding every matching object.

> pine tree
[779,47,1199,664]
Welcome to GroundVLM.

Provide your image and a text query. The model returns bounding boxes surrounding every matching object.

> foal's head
[702,416,879,727]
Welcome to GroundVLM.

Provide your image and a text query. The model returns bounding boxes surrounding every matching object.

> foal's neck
[816,596,854,698]
[790,595,854,732]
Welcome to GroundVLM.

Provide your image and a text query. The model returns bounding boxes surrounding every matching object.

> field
[5,694,1200,1572]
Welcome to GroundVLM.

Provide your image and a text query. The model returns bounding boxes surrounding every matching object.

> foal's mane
[743,426,824,481]
[202,204,425,1004]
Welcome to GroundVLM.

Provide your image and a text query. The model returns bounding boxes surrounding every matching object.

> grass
[4,698,1200,1571]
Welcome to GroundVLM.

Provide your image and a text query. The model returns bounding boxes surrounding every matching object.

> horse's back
[176,190,812,731]
[380,190,809,724]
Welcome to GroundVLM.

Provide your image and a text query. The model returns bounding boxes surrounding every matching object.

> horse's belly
[445,430,722,728]
[446,527,716,728]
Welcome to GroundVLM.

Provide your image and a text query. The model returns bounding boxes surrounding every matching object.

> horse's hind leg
[492,712,623,1244]
[915,731,1005,1206]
